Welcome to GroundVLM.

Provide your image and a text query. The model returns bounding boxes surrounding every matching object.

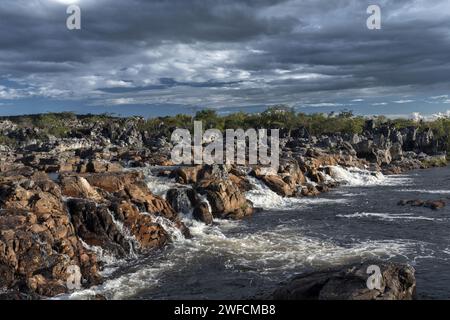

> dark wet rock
[272,262,416,300]
[166,187,197,214]
[229,166,253,192]
[166,186,215,224]
[397,199,425,207]
[0,289,41,300]
[66,199,131,257]
[424,200,446,210]
[300,183,320,197]
[193,202,214,225]
[172,166,203,184]
[398,199,446,210]
[86,160,123,173]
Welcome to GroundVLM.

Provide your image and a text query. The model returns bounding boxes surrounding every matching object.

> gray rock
[272,262,416,300]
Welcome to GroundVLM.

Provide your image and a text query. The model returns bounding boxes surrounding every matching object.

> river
[68,166,450,300]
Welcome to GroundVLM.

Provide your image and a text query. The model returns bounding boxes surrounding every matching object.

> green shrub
[422,157,448,168]
[0,134,15,146]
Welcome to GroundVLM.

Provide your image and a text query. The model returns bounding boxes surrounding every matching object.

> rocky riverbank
[0,114,447,299]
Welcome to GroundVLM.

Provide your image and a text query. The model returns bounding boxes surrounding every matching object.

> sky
[0,0,450,118]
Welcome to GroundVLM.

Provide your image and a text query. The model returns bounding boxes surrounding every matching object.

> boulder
[83,171,141,193]
[375,149,392,166]
[272,262,416,300]
[172,166,203,184]
[389,143,403,161]
[197,178,253,220]
[260,175,294,197]
[166,187,197,214]
[424,199,446,210]
[66,199,131,256]
[86,160,123,173]
[398,199,446,210]
[193,202,214,225]
[60,175,103,201]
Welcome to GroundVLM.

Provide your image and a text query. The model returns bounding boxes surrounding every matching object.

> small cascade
[245,176,307,210]
[106,209,140,258]
[196,193,213,214]
[79,239,123,276]
[166,187,195,217]
[141,167,180,198]
[62,164,447,300]
[147,213,186,243]
[326,166,386,186]
[79,239,117,265]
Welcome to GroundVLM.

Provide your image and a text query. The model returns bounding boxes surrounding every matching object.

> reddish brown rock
[83,171,141,193]
[0,186,101,298]
[260,174,294,197]
[197,178,253,220]
[172,166,202,184]
[60,175,102,201]
[0,169,189,298]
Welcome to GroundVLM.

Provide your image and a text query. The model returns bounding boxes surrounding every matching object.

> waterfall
[106,209,140,258]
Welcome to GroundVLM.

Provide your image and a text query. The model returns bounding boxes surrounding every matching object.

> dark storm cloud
[0,0,296,68]
[0,0,449,113]
[97,78,242,93]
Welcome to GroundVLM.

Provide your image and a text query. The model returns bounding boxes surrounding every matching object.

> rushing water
[68,166,450,300]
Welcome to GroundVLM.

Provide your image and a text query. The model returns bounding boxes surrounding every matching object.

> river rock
[398,199,446,210]
[166,187,197,214]
[197,176,253,220]
[193,202,214,225]
[259,174,294,197]
[172,166,203,184]
[272,262,416,300]
[0,172,101,297]
[66,199,132,256]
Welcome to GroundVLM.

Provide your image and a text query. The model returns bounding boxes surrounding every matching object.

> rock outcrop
[0,171,101,297]
[0,168,188,298]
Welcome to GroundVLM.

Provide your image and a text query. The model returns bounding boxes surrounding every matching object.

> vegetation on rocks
[2,106,448,153]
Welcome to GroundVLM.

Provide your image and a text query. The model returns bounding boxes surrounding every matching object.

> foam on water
[63,165,434,299]
[398,189,450,194]
[66,260,176,300]
[337,212,437,222]
[151,214,186,243]
[79,239,118,266]
[245,176,348,210]
[66,217,421,299]
[141,168,181,197]
[104,209,141,258]
[327,166,412,186]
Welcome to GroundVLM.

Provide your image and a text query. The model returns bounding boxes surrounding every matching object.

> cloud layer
[0,0,450,116]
